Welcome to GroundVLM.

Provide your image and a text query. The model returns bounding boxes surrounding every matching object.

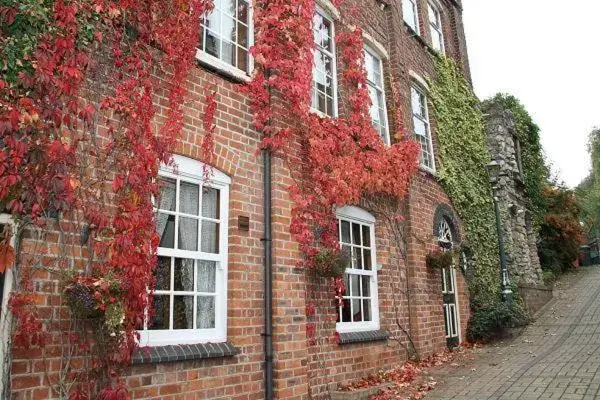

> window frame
[411,84,436,173]
[364,46,391,145]
[310,6,339,118]
[427,1,445,53]
[403,0,420,35]
[0,214,13,396]
[138,155,231,347]
[335,206,380,334]
[197,0,254,81]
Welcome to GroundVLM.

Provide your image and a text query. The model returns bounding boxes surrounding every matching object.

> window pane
[432,31,442,52]
[353,246,363,270]
[361,276,371,297]
[343,273,350,295]
[202,188,220,219]
[341,245,352,269]
[222,40,235,66]
[237,47,248,71]
[403,0,418,31]
[149,295,170,330]
[197,296,216,329]
[154,256,171,291]
[178,217,199,251]
[201,221,219,253]
[238,22,248,48]
[180,181,199,215]
[157,213,175,248]
[411,87,424,116]
[363,249,372,270]
[352,299,362,322]
[351,223,361,245]
[362,225,371,247]
[173,296,194,329]
[174,258,195,292]
[341,299,351,322]
[368,85,381,122]
[222,14,236,42]
[204,29,220,58]
[363,299,371,321]
[350,274,359,297]
[428,4,436,22]
[237,1,249,23]
[414,117,427,137]
[197,261,216,293]
[221,0,235,16]
[203,9,220,31]
[158,178,176,211]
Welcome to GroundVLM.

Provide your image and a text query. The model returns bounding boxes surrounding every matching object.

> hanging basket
[65,282,104,319]
[64,275,125,334]
[313,249,350,279]
[426,250,453,270]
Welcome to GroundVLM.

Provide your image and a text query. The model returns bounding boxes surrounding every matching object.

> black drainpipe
[262,148,274,400]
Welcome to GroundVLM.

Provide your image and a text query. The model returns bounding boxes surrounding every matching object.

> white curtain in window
[201,189,219,253]
[156,184,176,240]
[197,261,216,329]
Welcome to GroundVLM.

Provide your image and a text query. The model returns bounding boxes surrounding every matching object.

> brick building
[4,0,475,398]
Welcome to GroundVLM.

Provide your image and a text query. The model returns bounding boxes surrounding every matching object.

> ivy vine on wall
[427,56,524,340]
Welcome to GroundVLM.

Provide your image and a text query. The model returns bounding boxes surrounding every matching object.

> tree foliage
[539,186,584,273]
[576,128,600,239]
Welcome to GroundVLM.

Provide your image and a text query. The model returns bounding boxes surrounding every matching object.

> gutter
[262,148,274,399]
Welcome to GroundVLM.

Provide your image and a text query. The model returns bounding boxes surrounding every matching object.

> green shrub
[467,300,529,343]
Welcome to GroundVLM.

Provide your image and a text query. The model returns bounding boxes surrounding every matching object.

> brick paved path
[427,266,600,400]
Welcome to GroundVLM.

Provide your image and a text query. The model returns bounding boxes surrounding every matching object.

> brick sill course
[132,342,238,365]
[338,329,389,345]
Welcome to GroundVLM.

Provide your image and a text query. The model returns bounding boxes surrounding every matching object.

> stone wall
[518,284,553,316]
[483,104,545,287]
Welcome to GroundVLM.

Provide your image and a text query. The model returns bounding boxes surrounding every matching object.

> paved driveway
[427,266,600,400]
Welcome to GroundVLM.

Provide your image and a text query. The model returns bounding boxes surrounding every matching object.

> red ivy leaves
[1,0,216,397]
[247,3,419,328]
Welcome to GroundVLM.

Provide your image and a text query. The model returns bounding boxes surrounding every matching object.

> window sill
[419,165,437,176]
[310,108,336,119]
[132,342,238,365]
[338,330,389,345]
[195,50,251,84]
[403,22,437,56]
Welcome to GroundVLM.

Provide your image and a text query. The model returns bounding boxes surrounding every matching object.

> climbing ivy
[427,56,526,339]
[482,94,549,227]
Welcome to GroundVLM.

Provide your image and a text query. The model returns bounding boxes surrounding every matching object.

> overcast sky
[462,0,600,188]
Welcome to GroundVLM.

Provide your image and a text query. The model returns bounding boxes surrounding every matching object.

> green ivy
[0,0,56,84]
[481,94,549,227]
[427,56,504,331]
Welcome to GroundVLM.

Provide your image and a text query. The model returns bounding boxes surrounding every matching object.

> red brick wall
[9,0,472,398]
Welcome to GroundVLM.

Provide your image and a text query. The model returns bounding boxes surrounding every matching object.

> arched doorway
[437,217,460,348]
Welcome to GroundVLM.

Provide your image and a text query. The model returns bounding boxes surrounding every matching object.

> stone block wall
[483,104,544,287]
